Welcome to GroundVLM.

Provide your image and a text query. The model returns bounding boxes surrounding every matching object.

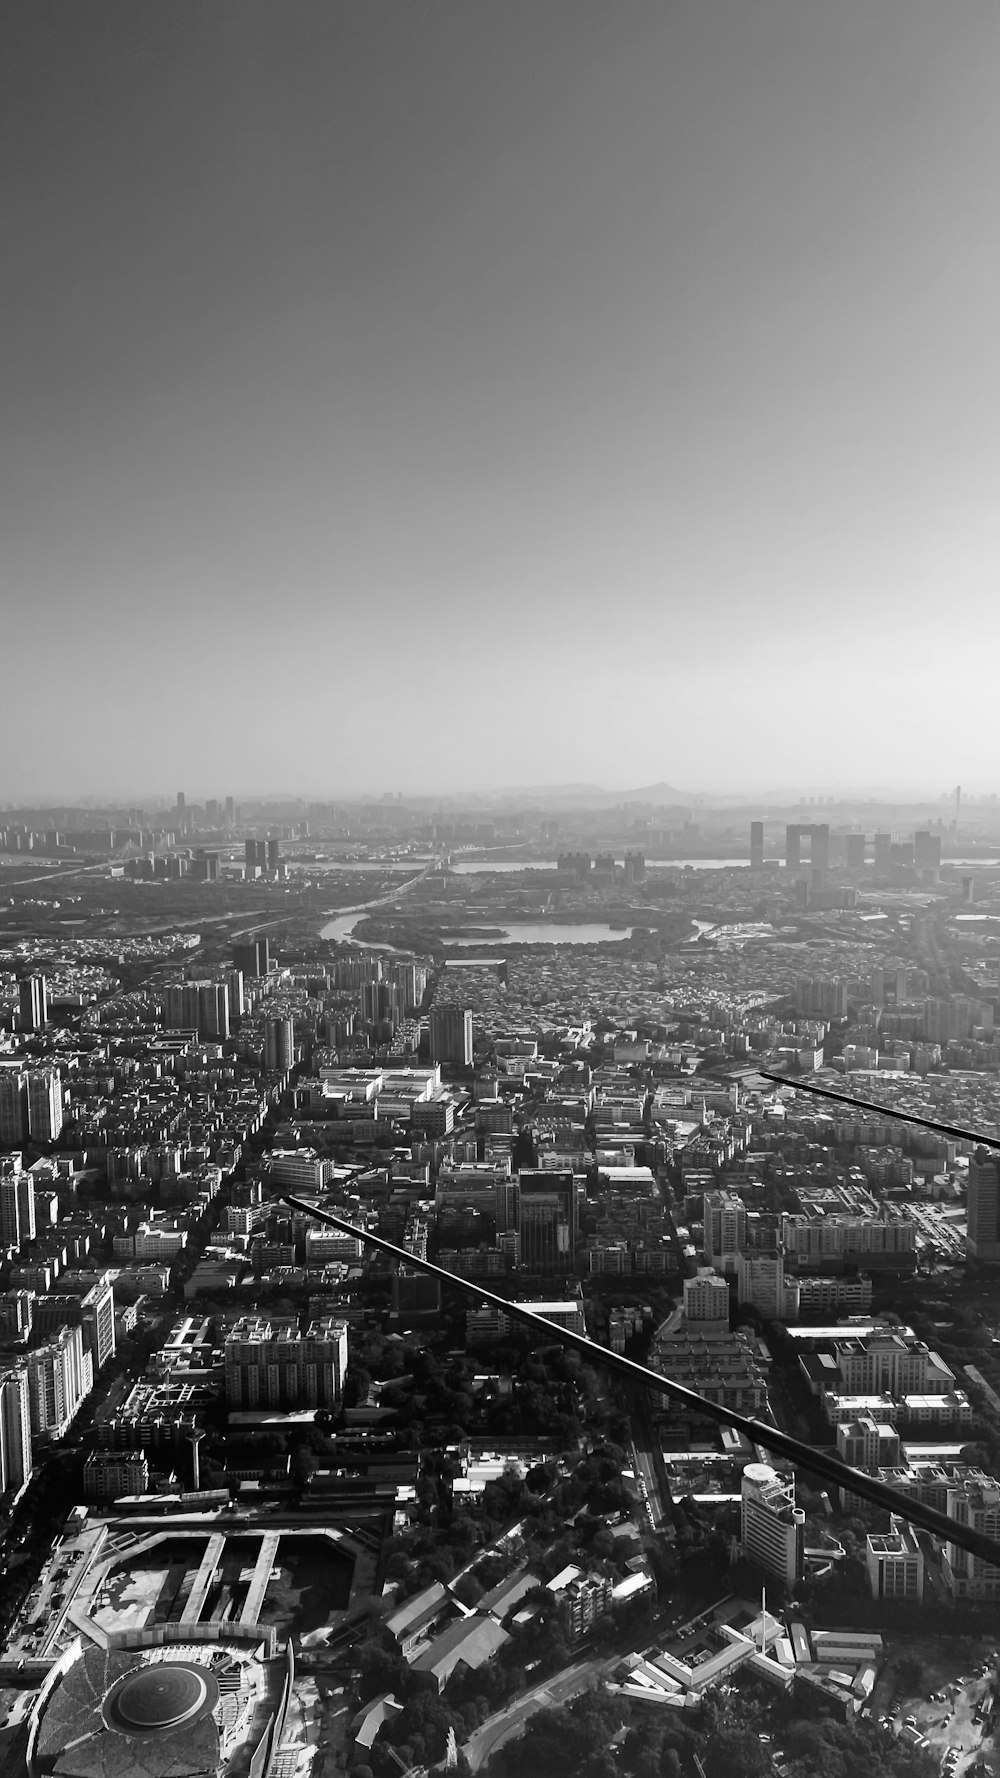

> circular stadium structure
[29,1642,268,1778]
[102,1662,219,1737]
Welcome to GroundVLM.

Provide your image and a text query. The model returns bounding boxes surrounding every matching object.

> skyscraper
[27,1069,63,1142]
[18,975,48,1031]
[264,1016,295,1072]
[0,1164,35,1248]
[741,1462,804,1587]
[749,823,764,871]
[0,1069,28,1146]
[429,1004,474,1067]
[967,1150,1000,1261]
[845,833,866,869]
[0,1369,32,1500]
[25,1323,91,1440]
[233,939,270,978]
[703,1189,747,1275]
[517,1169,577,1273]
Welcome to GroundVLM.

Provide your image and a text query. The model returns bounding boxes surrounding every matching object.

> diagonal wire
[756,1071,1000,1151]
[281,1194,1000,1572]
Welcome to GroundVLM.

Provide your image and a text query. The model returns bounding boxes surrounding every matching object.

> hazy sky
[3,1,998,803]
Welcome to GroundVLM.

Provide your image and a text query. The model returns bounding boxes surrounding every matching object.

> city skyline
[4,0,998,799]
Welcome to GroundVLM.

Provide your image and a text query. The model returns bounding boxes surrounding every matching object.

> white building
[741,1462,804,1588]
[866,1518,924,1603]
[703,1190,746,1275]
[684,1267,731,1333]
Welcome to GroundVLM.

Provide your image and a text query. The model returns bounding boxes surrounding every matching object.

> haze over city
[4,0,998,801]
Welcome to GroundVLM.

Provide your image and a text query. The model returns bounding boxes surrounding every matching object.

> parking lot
[872,1639,999,1774]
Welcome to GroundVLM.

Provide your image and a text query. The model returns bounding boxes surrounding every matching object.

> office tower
[967,1150,1000,1261]
[0,1166,35,1247]
[266,839,280,872]
[264,1016,295,1072]
[683,1267,730,1332]
[517,1169,577,1273]
[962,875,976,904]
[0,1369,32,1499]
[176,792,185,810]
[225,796,235,825]
[18,974,48,1031]
[866,1519,924,1604]
[624,849,646,886]
[784,826,802,869]
[845,832,866,869]
[740,1462,804,1587]
[205,799,219,824]
[893,967,909,1004]
[244,838,266,872]
[27,1069,63,1142]
[869,967,885,1006]
[233,939,270,978]
[703,1188,747,1275]
[429,1004,474,1067]
[874,832,892,871]
[749,823,764,871]
[0,1069,28,1146]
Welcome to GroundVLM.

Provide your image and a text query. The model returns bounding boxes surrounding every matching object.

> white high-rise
[741,1462,804,1588]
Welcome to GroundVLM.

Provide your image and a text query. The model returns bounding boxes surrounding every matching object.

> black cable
[281,1194,1000,1572]
[756,1072,1000,1151]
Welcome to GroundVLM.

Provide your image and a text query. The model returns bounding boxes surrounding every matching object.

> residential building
[25,1323,92,1441]
[684,1267,730,1333]
[0,1368,32,1500]
[703,1189,746,1275]
[83,1450,150,1503]
[264,1016,295,1072]
[967,1149,1000,1262]
[0,1163,35,1248]
[944,1474,1000,1600]
[27,1069,64,1142]
[737,1251,800,1320]
[429,1004,474,1067]
[18,975,48,1031]
[0,1068,29,1146]
[224,1314,348,1409]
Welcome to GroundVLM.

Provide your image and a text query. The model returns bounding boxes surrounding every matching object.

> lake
[320,915,635,948]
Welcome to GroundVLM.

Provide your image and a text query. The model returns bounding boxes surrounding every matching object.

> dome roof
[104,1664,216,1736]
